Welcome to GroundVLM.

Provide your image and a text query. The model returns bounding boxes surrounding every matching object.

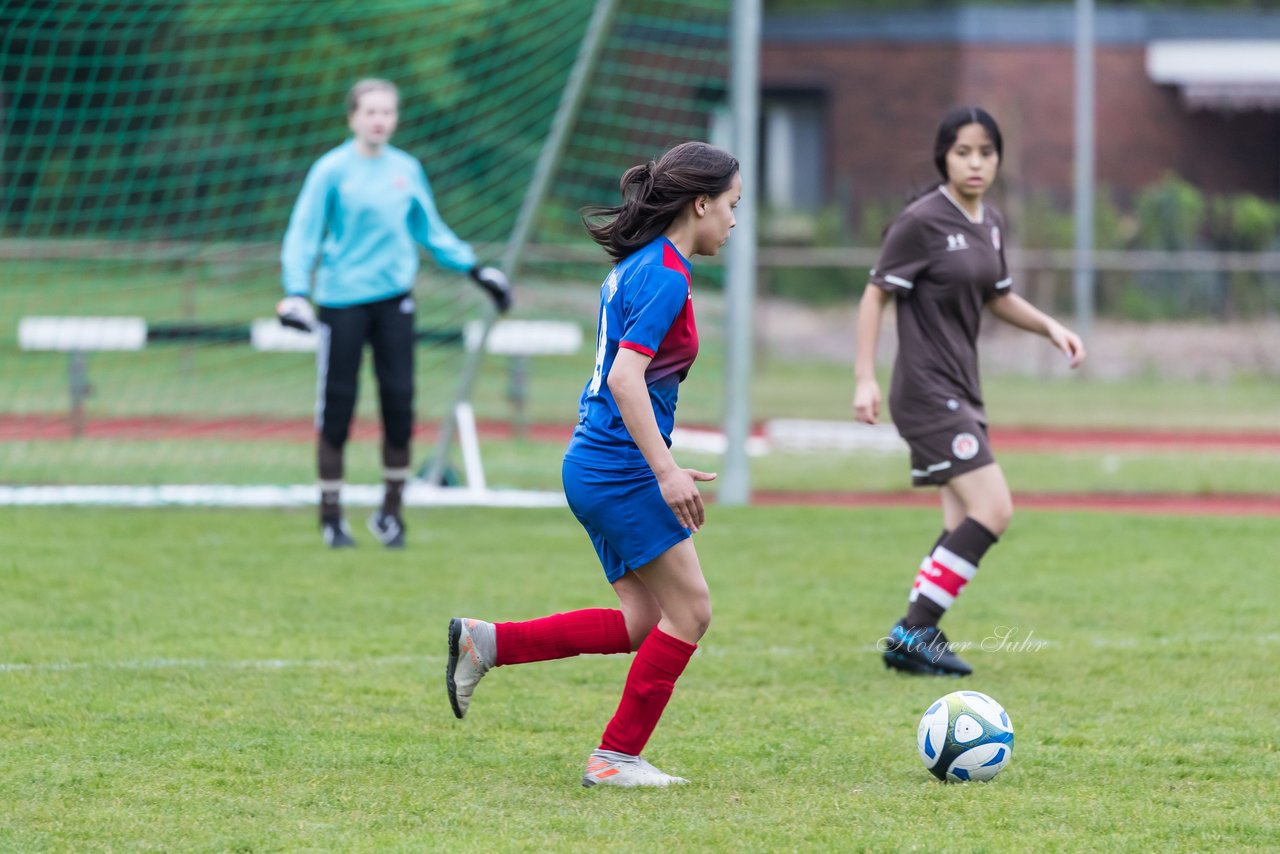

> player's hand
[276,296,317,332]
[853,378,881,424]
[470,266,513,313]
[657,467,717,533]
[1048,321,1086,369]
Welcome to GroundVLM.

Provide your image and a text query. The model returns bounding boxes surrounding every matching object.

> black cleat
[366,510,406,548]
[882,619,972,676]
[321,517,356,548]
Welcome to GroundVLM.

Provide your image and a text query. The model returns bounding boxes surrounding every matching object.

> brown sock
[319,437,345,522]
[904,519,998,629]
[382,442,410,516]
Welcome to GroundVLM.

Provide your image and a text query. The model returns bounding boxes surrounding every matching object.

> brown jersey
[869,186,1012,438]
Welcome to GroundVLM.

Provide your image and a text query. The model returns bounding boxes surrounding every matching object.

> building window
[762,90,827,212]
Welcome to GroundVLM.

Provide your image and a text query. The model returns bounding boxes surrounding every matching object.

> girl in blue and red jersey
[446,141,741,789]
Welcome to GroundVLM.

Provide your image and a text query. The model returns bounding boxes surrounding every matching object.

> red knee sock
[494,608,631,666]
[598,627,697,756]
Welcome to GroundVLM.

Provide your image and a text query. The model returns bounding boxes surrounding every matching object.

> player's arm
[988,292,1086,368]
[407,163,511,312]
[856,211,927,423]
[280,163,330,299]
[407,162,478,272]
[853,284,891,424]
[608,348,716,532]
[277,163,331,330]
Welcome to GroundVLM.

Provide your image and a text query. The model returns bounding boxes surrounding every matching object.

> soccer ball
[917,690,1014,782]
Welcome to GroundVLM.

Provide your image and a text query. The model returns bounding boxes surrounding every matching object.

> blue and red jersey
[565,236,698,468]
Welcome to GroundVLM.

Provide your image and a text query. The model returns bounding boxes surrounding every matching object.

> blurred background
[2,0,1278,500]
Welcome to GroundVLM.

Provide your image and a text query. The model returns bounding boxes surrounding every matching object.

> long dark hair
[583,141,739,262]
[933,105,1003,180]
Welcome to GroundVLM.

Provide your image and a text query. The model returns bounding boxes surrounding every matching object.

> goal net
[0,0,732,503]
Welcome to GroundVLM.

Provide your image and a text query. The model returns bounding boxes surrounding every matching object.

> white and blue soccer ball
[917,690,1014,782]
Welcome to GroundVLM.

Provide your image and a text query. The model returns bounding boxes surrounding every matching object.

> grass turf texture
[1,506,1275,851]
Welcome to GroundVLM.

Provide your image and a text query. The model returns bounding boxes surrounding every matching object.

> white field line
[0,654,441,674]
[5,633,1277,675]
[0,422,908,509]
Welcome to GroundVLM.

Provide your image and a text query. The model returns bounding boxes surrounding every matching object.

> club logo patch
[399,296,416,314]
[991,225,1001,251]
[952,432,980,460]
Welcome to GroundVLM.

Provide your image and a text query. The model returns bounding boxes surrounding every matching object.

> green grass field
[1,506,1276,851]
[5,263,1278,849]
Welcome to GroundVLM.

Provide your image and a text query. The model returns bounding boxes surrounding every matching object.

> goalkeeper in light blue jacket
[278,78,511,549]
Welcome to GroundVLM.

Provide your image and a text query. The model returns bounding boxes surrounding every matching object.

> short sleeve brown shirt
[869,187,1012,438]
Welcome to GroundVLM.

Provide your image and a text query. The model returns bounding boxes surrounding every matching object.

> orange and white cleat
[447,617,495,719]
[581,750,689,788]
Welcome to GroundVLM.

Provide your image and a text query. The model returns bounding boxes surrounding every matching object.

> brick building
[758,6,1280,217]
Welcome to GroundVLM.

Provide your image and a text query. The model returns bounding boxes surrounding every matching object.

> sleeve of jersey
[618,266,688,359]
[985,213,1014,301]
[280,161,332,296]
[407,161,478,273]
[869,212,929,296]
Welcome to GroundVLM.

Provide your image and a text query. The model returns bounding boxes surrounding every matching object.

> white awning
[1147,40,1280,110]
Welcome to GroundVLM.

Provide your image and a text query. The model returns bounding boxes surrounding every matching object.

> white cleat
[581,750,690,788]
[447,617,494,719]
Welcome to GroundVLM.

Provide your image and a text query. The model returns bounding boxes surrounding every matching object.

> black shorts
[904,420,996,487]
[315,292,417,447]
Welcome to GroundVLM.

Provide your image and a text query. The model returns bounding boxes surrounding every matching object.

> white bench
[19,316,148,351]
[18,316,582,438]
[421,319,584,490]
[18,317,149,436]
[462,319,582,436]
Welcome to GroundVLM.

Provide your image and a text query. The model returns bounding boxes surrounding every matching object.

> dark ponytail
[583,141,739,262]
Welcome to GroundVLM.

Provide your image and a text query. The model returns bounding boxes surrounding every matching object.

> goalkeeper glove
[276,295,317,332]
[469,266,513,314]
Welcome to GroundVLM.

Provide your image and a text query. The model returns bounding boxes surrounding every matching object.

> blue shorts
[562,455,691,583]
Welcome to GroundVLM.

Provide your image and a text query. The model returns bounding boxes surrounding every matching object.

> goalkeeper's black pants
[315,293,416,467]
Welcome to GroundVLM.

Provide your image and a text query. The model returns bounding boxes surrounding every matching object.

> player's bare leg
[583,539,708,788]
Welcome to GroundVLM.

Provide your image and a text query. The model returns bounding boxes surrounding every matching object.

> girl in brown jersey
[853,106,1086,676]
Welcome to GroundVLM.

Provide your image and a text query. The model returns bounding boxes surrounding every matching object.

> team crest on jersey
[991,225,1001,251]
[946,233,969,252]
[394,175,409,190]
[952,432,980,460]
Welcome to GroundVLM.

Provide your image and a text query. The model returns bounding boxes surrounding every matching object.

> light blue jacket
[281,140,477,307]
